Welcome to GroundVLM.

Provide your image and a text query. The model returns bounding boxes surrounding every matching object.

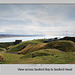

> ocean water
[0,36,64,43]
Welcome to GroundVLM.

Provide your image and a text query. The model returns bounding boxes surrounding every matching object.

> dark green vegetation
[0,42,14,48]
[44,40,75,52]
[0,39,75,64]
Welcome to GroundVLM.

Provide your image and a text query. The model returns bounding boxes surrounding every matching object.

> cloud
[0,4,75,36]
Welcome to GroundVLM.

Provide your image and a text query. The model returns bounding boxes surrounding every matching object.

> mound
[44,40,75,52]
[7,40,75,53]
[18,44,46,54]
[20,49,63,59]
[7,39,45,52]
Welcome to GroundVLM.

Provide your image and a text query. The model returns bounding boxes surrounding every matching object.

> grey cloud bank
[0,4,75,36]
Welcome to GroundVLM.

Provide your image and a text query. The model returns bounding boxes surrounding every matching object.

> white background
[0,0,75,3]
[0,64,75,75]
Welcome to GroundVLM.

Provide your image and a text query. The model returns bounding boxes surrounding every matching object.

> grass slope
[18,40,75,54]
[20,49,64,58]
[0,51,75,64]
[7,39,47,52]
[18,44,46,54]
[44,40,75,52]
[0,42,14,48]
[0,52,24,64]
[0,39,75,64]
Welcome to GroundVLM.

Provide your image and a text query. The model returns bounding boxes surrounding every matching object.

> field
[0,38,75,64]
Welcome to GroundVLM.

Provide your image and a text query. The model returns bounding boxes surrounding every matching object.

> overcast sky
[0,4,75,36]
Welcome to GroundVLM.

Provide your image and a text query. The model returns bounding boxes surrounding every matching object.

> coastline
[0,37,8,38]
[0,36,35,38]
[0,36,65,43]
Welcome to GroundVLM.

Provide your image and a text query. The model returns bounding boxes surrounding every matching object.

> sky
[0,4,75,36]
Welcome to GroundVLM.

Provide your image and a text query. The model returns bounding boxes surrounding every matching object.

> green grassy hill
[0,39,75,64]
[18,40,75,54]
[0,51,75,64]
[7,39,47,52]
[18,44,47,54]
[44,40,75,52]
[7,40,75,54]
[20,49,64,59]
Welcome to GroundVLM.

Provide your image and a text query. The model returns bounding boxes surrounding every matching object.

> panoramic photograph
[0,4,75,64]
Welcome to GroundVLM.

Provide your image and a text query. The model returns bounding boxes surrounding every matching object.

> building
[14,40,22,45]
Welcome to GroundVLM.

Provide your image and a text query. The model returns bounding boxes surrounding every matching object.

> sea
[0,36,64,43]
